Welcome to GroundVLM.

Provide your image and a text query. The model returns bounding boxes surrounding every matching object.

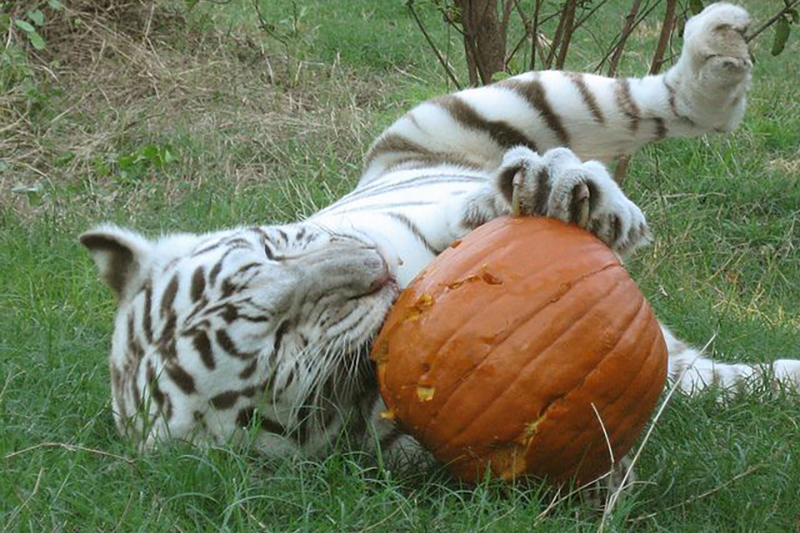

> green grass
[1,0,799,531]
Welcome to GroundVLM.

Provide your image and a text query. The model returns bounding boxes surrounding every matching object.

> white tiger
[81,3,799,474]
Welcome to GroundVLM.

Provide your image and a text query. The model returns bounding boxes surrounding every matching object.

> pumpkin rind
[373,216,668,484]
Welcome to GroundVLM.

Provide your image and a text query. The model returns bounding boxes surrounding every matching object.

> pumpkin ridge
[522,295,649,465]
[422,222,583,299]
[415,258,622,421]
[375,217,668,484]
[427,267,629,453]
[393,249,616,385]
[417,264,626,446]
[528,300,665,483]
[526,291,648,442]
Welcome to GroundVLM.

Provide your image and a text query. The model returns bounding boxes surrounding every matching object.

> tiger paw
[669,2,752,132]
[497,146,651,258]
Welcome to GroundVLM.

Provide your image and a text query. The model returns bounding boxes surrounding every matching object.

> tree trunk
[455,0,508,85]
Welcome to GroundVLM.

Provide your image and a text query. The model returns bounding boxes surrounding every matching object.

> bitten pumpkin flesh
[372,216,668,484]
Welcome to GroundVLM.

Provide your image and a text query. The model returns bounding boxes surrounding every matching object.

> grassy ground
[1,0,799,531]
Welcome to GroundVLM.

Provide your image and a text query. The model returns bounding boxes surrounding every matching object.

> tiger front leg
[495,146,651,258]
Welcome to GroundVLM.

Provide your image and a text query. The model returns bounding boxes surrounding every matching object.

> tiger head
[80,222,398,450]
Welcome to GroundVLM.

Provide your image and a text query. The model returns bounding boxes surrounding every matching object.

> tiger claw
[575,183,591,229]
[511,170,524,217]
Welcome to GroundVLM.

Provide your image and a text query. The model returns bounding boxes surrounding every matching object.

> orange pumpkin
[372,216,667,484]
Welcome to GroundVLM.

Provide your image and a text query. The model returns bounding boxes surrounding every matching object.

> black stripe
[532,167,552,215]
[293,404,313,445]
[211,390,239,409]
[263,241,275,261]
[127,369,139,414]
[126,314,136,356]
[203,300,271,324]
[614,78,641,133]
[190,267,205,302]
[500,78,570,145]
[222,304,239,323]
[365,132,434,167]
[352,172,485,197]
[216,329,257,359]
[663,79,697,126]
[383,156,483,174]
[222,237,251,248]
[191,241,223,257]
[566,72,605,124]
[435,94,538,151]
[385,212,439,254]
[143,284,153,343]
[234,262,260,275]
[159,314,177,358]
[192,330,215,370]
[146,361,165,410]
[664,79,679,117]
[221,279,237,298]
[160,274,179,318]
[236,407,287,435]
[239,359,258,380]
[209,260,223,286]
[273,321,289,356]
[166,363,196,394]
[654,117,668,139]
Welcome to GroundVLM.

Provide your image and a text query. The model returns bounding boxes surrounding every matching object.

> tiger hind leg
[663,325,800,395]
[667,2,752,132]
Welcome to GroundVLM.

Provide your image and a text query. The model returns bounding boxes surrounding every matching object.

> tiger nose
[364,252,393,293]
[351,244,389,287]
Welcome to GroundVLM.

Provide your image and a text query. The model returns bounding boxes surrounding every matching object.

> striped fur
[82,3,799,468]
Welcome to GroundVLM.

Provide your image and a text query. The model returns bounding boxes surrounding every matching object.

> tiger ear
[80,224,152,299]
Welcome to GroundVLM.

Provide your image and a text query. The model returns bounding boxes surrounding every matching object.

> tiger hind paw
[670,2,752,132]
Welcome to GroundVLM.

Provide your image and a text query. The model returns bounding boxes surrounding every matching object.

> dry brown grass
[1,0,393,222]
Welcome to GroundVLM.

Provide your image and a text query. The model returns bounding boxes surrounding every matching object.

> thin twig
[406,0,462,89]
[2,467,44,533]
[613,155,632,184]
[359,504,405,532]
[629,463,766,524]
[555,0,578,69]
[506,0,534,70]
[746,0,800,43]
[649,0,678,74]
[573,0,612,32]
[0,371,22,403]
[606,0,644,77]
[544,3,568,69]
[595,0,662,74]
[597,333,718,533]
[535,469,615,522]
[617,0,676,183]
[591,403,615,467]
[251,0,289,46]
[530,0,542,70]
[4,442,136,465]
[506,30,531,70]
